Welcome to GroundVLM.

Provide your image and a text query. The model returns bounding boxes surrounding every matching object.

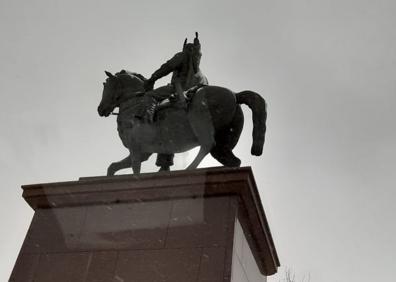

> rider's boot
[173,79,188,109]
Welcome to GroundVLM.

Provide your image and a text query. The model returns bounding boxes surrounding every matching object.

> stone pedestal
[10,167,279,282]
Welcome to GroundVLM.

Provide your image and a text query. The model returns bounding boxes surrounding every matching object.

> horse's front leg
[128,148,141,174]
[127,124,152,174]
[129,146,151,174]
[107,155,131,176]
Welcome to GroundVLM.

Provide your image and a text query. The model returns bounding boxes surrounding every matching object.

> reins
[111,88,145,116]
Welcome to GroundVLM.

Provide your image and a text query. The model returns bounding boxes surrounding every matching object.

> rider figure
[140,32,208,121]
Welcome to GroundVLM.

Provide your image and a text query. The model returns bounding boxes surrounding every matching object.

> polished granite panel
[231,254,249,282]
[9,254,39,282]
[231,219,267,282]
[166,196,231,248]
[23,207,85,253]
[233,216,244,261]
[33,253,90,282]
[21,197,230,254]
[115,248,202,282]
[197,247,227,282]
[85,251,118,282]
[79,200,172,250]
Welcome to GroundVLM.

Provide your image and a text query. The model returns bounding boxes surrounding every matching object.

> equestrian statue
[97,33,267,175]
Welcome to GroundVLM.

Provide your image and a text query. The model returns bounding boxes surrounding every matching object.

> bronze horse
[98,70,267,175]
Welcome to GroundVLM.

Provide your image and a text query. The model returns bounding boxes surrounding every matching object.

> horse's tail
[236,91,267,156]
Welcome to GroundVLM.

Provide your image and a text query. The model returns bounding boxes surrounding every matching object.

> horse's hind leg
[156,154,174,172]
[211,147,241,167]
[211,105,243,167]
[107,155,131,176]
[187,96,216,170]
[187,145,212,170]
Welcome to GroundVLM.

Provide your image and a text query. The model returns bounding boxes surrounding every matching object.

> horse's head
[98,70,145,117]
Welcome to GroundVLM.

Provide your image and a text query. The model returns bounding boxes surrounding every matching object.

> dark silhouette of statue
[97,33,267,175]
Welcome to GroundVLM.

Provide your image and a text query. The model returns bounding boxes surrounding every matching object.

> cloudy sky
[1,0,395,281]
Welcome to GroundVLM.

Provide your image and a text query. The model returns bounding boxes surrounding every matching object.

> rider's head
[183,32,202,73]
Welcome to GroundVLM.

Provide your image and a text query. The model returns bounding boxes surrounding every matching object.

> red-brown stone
[10,166,279,282]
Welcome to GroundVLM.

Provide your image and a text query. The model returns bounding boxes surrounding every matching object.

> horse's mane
[116,69,147,82]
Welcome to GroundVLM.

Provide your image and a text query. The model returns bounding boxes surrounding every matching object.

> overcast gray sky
[1,0,396,281]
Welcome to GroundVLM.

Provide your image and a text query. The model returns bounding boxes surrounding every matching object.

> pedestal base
[10,167,279,282]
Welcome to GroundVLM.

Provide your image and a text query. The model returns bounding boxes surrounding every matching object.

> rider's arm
[150,52,184,81]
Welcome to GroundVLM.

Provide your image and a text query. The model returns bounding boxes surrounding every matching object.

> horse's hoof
[159,166,170,172]
[107,164,116,176]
